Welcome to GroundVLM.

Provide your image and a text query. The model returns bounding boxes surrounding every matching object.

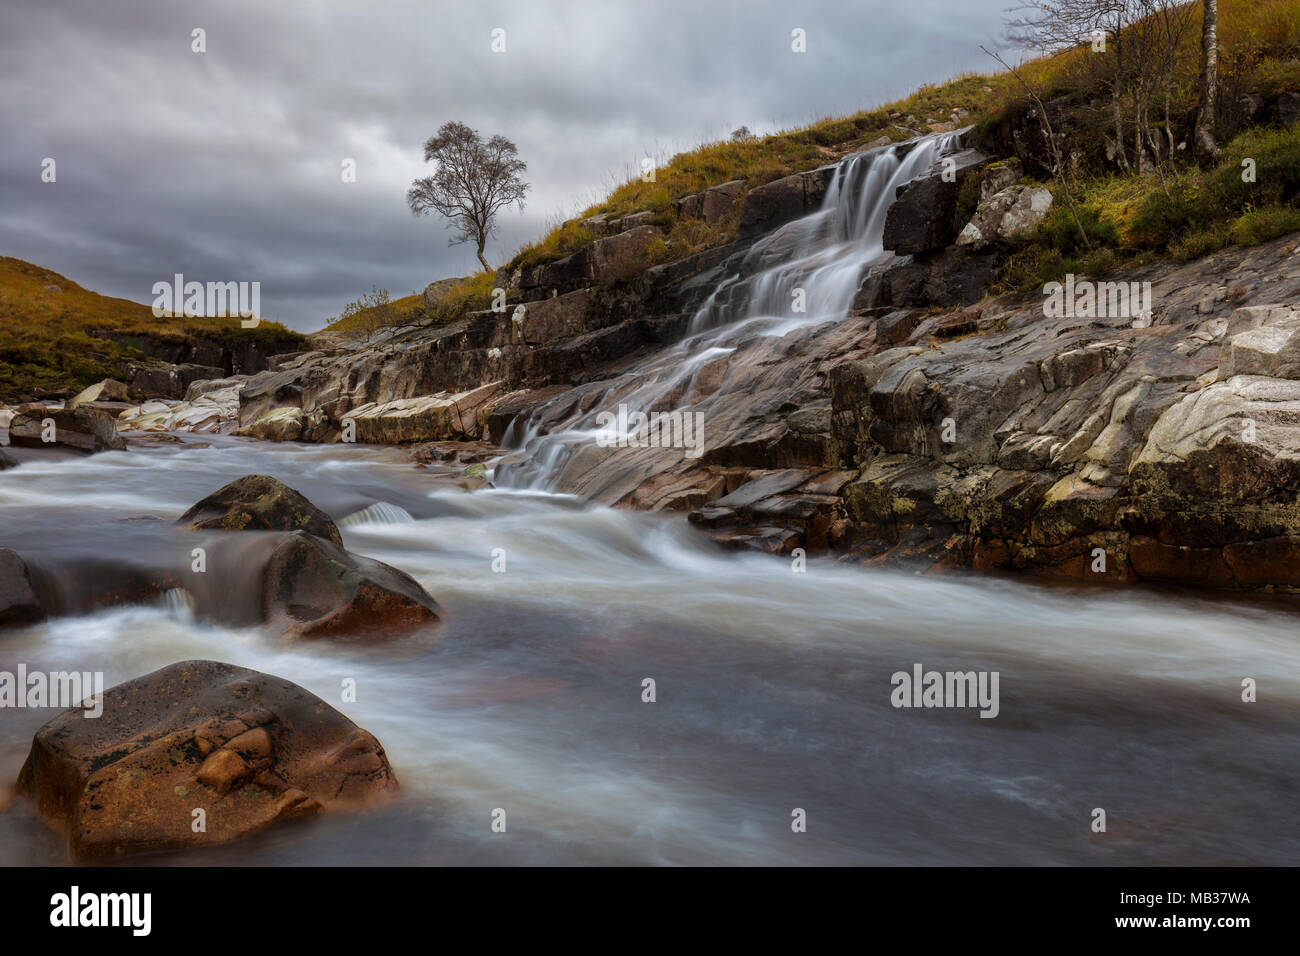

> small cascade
[339,502,416,526]
[496,130,967,492]
[160,587,196,622]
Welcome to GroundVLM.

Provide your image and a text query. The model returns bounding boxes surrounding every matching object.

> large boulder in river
[262,530,440,638]
[0,549,45,629]
[6,405,126,453]
[15,659,398,860]
[0,446,18,470]
[177,474,343,546]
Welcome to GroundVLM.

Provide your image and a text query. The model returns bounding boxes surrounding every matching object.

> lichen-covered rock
[423,276,468,310]
[956,184,1053,250]
[1224,306,1300,379]
[15,660,398,860]
[177,474,342,545]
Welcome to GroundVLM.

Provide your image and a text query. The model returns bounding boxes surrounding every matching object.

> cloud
[0,0,1011,330]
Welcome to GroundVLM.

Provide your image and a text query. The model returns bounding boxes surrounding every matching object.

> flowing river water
[2,131,1298,865]
[1,438,1297,865]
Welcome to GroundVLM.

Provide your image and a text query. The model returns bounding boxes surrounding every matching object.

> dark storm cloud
[0,0,1012,330]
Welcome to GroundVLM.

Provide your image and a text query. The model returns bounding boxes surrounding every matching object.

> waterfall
[495,129,968,492]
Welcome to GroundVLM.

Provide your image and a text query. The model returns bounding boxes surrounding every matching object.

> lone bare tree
[406,121,529,272]
[1193,0,1220,160]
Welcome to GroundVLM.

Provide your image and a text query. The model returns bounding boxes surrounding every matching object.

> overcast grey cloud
[0,0,1012,331]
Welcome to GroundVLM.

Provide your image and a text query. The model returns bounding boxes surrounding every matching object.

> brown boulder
[262,531,439,638]
[15,660,398,860]
[177,474,342,546]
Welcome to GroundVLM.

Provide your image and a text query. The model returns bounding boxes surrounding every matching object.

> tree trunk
[476,241,490,273]
[1194,0,1220,161]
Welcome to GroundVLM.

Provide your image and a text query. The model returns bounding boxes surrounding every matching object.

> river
[1,436,1297,865]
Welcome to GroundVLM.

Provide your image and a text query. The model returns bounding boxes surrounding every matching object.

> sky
[0,0,1015,331]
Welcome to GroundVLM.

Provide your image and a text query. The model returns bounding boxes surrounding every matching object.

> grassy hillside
[453,0,1298,307]
[0,257,304,401]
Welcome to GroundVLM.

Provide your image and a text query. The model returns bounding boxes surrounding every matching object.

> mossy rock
[176,474,342,546]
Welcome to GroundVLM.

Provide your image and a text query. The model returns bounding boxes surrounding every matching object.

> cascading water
[495,130,967,491]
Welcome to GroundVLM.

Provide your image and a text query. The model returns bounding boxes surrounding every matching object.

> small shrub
[1171,228,1229,260]
[1211,123,1300,210]
[1128,176,1211,250]
[1228,205,1300,245]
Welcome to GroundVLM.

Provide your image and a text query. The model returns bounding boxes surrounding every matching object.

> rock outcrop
[957,184,1053,250]
[739,165,838,237]
[15,660,398,860]
[484,231,1300,594]
[117,377,246,435]
[6,405,126,453]
[826,242,1300,588]
[127,362,226,399]
[68,378,129,408]
[237,406,304,441]
[345,382,502,443]
[882,147,988,255]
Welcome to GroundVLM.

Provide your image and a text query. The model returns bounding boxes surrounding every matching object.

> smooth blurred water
[1,437,1297,865]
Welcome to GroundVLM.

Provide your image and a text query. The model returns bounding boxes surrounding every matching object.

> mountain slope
[0,257,303,401]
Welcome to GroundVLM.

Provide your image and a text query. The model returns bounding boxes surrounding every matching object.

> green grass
[994,119,1300,291]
